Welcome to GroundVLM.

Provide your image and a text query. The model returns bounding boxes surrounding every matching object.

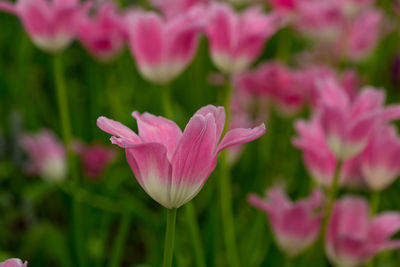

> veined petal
[96,116,141,147]
[216,123,266,154]
[194,105,226,141]
[125,143,172,208]
[170,114,217,207]
[132,111,182,160]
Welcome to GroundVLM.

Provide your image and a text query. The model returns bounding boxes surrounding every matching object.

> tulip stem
[162,83,174,119]
[219,78,240,267]
[53,54,87,267]
[184,203,207,267]
[323,159,343,233]
[163,208,177,267]
[370,191,380,216]
[161,82,206,267]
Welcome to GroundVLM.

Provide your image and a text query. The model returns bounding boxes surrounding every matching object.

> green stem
[370,191,380,216]
[53,54,87,267]
[322,160,343,234]
[219,78,240,267]
[163,208,177,267]
[184,203,207,267]
[161,83,206,267]
[162,83,173,119]
[109,211,132,267]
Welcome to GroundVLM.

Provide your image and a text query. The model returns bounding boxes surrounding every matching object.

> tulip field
[1,0,400,267]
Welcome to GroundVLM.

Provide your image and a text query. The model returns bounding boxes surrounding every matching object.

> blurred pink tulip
[360,126,400,191]
[344,9,382,62]
[235,62,305,115]
[0,259,27,267]
[0,0,89,53]
[317,79,385,160]
[97,105,266,209]
[269,0,296,12]
[205,3,283,73]
[338,0,375,17]
[293,115,366,188]
[20,130,67,182]
[293,115,336,187]
[326,196,400,267]
[74,141,116,179]
[249,187,323,257]
[125,8,204,84]
[78,3,126,61]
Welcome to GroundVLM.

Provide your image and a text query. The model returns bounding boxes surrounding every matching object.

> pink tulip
[20,130,67,182]
[0,0,89,53]
[248,187,323,257]
[344,9,382,62]
[293,115,337,187]
[235,62,305,115]
[125,8,204,84]
[0,259,28,267]
[293,115,368,189]
[77,3,126,61]
[326,196,400,267]
[295,1,344,42]
[205,3,283,73]
[74,141,116,179]
[97,105,266,209]
[360,126,400,191]
[317,79,385,160]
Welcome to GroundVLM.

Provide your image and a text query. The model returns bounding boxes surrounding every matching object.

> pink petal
[0,258,28,267]
[96,116,140,147]
[125,143,172,208]
[205,3,235,54]
[194,105,226,141]
[368,213,400,245]
[337,197,370,240]
[350,88,385,118]
[132,111,182,160]
[0,1,16,14]
[171,114,218,187]
[216,123,266,154]
[127,12,164,66]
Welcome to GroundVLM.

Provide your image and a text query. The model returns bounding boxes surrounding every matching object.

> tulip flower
[20,130,67,182]
[235,62,305,116]
[0,259,28,267]
[360,126,400,191]
[97,105,266,209]
[0,0,89,53]
[205,3,283,74]
[344,9,382,62]
[293,115,337,187]
[77,3,126,61]
[125,8,204,84]
[73,141,116,179]
[317,79,385,160]
[326,196,400,267]
[248,187,323,257]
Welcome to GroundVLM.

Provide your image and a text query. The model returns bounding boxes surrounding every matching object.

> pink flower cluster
[249,188,400,265]
[293,79,400,191]
[270,0,383,62]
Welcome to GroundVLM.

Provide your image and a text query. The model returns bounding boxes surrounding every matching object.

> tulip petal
[216,123,266,154]
[125,143,172,208]
[97,116,141,147]
[195,105,226,141]
[368,213,400,245]
[132,111,182,160]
